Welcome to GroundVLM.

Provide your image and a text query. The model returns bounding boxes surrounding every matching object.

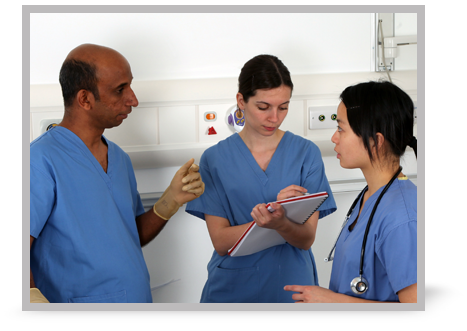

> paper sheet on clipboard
[228,191,328,257]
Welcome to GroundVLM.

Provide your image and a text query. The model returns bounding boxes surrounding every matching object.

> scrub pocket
[68,290,127,303]
[207,266,259,303]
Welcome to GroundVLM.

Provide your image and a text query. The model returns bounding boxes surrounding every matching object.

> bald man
[30,44,204,303]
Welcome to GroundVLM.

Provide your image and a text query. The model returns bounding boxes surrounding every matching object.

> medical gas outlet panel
[309,106,338,130]
[308,103,418,130]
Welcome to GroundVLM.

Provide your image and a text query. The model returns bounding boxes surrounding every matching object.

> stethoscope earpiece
[350,276,369,295]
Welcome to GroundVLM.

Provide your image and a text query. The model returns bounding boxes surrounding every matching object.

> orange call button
[204,112,217,121]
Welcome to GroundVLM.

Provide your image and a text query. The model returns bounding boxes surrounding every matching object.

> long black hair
[340,81,417,162]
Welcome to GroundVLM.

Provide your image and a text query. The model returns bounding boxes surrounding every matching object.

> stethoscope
[325,166,402,295]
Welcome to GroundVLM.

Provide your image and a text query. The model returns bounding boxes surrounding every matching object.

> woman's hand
[283,285,336,303]
[250,203,287,231]
[284,284,389,303]
[277,185,308,201]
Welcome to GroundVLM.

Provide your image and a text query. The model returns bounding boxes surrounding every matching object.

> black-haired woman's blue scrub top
[329,178,417,302]
[186,131,336,303]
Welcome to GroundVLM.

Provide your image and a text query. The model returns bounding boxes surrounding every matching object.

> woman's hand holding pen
[252,184,309,233]
[250,203,288,231]
[277,185,308,201]
[249,184,317,250]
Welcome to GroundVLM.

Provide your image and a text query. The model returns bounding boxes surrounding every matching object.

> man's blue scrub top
[30,126,152,303]
[186,131,336,303]
[329,178,417,302]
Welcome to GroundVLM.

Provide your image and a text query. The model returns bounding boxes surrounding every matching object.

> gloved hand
[153,158,205,220]
[30,288,49,303]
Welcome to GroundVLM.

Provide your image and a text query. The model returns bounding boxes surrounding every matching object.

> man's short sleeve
[30,164,55,238]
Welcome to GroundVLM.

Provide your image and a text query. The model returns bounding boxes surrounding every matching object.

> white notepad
[228,191,329,257]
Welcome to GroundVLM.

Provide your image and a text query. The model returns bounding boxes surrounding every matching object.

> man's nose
[128,88,139,107]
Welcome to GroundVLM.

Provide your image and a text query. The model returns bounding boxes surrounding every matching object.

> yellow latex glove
[153,158,205,220]
[30,288,49,303]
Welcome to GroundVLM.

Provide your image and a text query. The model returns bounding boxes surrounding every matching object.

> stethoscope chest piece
[350,276,369,295]
[325,167,402,296]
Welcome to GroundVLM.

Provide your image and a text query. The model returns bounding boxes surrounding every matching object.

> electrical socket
[40,119,61,134]
[309,106,338,130]
[308,101,417,130]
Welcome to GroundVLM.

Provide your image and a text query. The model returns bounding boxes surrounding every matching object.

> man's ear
[76,89,95,110]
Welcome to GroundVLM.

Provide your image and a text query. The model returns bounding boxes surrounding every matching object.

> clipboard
[228,191,328,257]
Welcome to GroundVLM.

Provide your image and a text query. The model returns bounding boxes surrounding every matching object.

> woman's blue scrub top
[329,178,417,302]
[30,127,152,303]
[186,131,336,303]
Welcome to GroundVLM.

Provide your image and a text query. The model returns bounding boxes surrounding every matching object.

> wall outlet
[40,119,61,134]
[309,106,338,130]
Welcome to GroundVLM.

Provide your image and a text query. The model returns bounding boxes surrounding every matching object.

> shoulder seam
[375,219,416,255]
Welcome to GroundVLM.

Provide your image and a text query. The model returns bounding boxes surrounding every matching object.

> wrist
[274,217,292,233]
[153,197,181,220]
[153,204,169,220]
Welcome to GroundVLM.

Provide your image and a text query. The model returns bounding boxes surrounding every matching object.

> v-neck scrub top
[186,131,336,303]
[30,126,151,303]
[329,178,417,302]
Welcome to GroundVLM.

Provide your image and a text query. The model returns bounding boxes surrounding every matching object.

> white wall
[30,13,376,85]
[29,11,418,303]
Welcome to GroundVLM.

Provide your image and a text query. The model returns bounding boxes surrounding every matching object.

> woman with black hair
[186,54,336,303]
[285,81,417,303]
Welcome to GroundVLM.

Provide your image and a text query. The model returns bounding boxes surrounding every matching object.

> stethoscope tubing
[324,188,365,262]
[325,166,402,294]
[358,167,402,276]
